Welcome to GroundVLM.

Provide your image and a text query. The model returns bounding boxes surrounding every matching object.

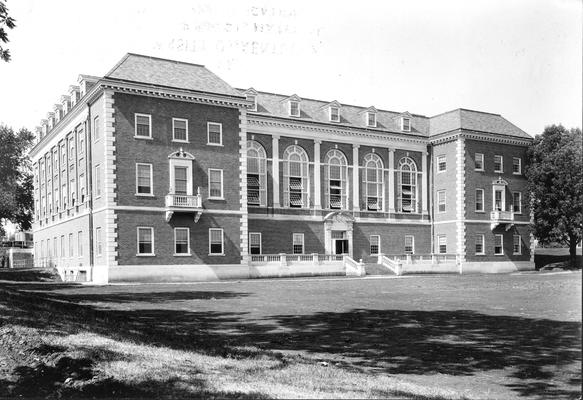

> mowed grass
[0,272,581,399]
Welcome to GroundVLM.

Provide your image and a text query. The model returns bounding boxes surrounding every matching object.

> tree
[0,0,16,62]
[0,125,34,237]
[526,125,583,267]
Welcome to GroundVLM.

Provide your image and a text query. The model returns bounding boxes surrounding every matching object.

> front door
[334,239,349,254]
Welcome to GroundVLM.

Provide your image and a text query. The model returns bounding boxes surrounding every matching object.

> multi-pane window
[172,118,188,142]
[494,234,503,255]
[47,238,51,258]
[247,141,267,206]
[208,169,223,199]
[475,153,484,171]
[475,235,485,255]
[494,155,503,173]
[209,228,224,255]
[79,173,85,202]
[207,122,222,145]
[93,116,100,141]
[78,130,85,155]
[69,137,75,160]
[475,189,484,212]
[137,227,154,255]
[402,117,411,132]
[405,235,414,254]
[292,233,304,254]
[364,153,384,211]
[95,164,101,197]
[95,227,102,256]
[513,192,522,213]
[289,101,300,117]
[512,157,521,174]
[330,106,340,122]
[78,231,83,257]
[367,112,376,127]
[249,232,262,255]
[174,167,187,194]
[438,235,447,254]
[136,163,153,195]
[437,190,446,213]
[69,233,74,257]
[61,145,66,165]
[247,94,257,111]
[61,183,67,208]
[53,237,57,259]
[324,149,348,210]
[494,190,503,211]
[513,235,521,255]
[398,157,417,213]
[370,235,380,255]
[283,145,309,208]
[437,155,446,172]
[174,228,190,255]
[60,235,65,257]
[135,114,151,138]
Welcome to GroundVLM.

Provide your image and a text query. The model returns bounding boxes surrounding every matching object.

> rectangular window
[494,234,503,255]
[69,138,75,160]
[249,232,262,255]
[475,235,485,255]
[69,233,74,257]
[95,164,101,198]
[247,173,261,205]
[135,114,152,138]
[289,101,300,117]
[174,166,188,195]
[513,157,521,174]
[174,228,190,255]
[494,189,503,211]
[136,163,153,195]
[60,235,65,257]
[53,237,57,259]
[405,235,415,254]
[95,228,102,256]
[137,227,154,255]
[475,189,484,212]
[367,112,376,127]
[289,177,304,208]
[208,169,223,199]
[207,122,222,145]
[370,235,380,255]
[438,235,447,254]
[47,238,51,258]
[513,192,522,214]
[209,228,224,255]
[172,118,188,142]
[475,153,484,171]
[437,155,446,172]
[78,231,83,257]
[437,190,446,213]
[513,235,522,255]
[247,94,257,111]
[494,155,503,173]
[61,145,66,166]
[330,106,340,122]
[79,173,85,202]
[402,117,411,132]
[292,233,304,254]
[94,116,100,141]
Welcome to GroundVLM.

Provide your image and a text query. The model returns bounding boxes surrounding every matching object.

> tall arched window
[398,157,417,213]
[246,140,267,206]
[324,149,348,209]
[283,145,309,208]
[364,153,384,211]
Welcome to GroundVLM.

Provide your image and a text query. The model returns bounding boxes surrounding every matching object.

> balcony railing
[165,190,203,222]
[490,210,514,230]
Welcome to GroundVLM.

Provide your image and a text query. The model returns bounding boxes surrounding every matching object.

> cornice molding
[430,129,533,146]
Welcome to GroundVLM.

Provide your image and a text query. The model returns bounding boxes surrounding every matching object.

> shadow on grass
[0,267,62,282]
[0,285,580,399]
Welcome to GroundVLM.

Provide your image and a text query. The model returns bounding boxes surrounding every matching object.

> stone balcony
[490,210,514,230]
[165,190,203,222]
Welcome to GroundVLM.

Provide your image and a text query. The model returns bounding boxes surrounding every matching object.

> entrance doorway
[332,230,348,255]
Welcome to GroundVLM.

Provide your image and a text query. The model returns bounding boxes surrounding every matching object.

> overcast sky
[0,0,581,137]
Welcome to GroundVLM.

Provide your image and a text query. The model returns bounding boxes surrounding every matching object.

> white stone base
[460,261,535,274]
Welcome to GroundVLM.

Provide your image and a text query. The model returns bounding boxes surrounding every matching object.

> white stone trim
[239,109,249,265]
[430,129,533,146]
[103,90,118,266]
[456,137,466,262]
[434,219,530,225]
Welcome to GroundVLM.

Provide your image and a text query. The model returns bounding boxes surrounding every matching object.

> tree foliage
[526,125,583,265]
[0,0,16,62]
[0,124,33,237]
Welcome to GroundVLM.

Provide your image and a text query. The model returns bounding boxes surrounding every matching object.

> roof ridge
[125,53,206,68]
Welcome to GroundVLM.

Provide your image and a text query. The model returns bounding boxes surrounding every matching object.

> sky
[0,0,581,137]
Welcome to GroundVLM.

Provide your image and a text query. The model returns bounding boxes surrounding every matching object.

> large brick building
[29,54,534,283]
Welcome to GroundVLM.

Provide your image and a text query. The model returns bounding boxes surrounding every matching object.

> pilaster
[456,137,466,262]
[388,148,395,213]
[314,140,322,209]
[239,109,249,264]
[272,135,280,208]
[421,150,428,215]
[352,144,360,211]
[103,90,118,266]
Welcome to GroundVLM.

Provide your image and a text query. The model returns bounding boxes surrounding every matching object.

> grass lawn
[0,272,581,399]
[535,247,583,270]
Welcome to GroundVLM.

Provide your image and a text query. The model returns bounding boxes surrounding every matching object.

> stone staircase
[364,262,395,276]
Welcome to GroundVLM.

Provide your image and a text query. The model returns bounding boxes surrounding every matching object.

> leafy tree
[526,125,583,267]
[0,0,16,62]
[0,125,34,237]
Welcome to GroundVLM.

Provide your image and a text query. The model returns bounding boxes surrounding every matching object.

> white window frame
[405,235,415,254]
[329,106,340,122]
[437,235,447,254]
[93,116,100,142]
[134,113,152,139]
[513,192,522,214]
[292,233,304,254]
[366,111,376,127]
[364,153,384,211]
[494,155,503,173]
[289,100,300,117]
[437,190,446,213]
[135,163,153,196]
[209,228,224,256]
[475,189,485,212]
[398,157,418,213]
[475,234,485,255]
[172,118,189,143]
[512,157,522,175]
[136,226,155,256]
[247,140,267,206]
[207,122,223,146]
[324,149,348,210]
[436,155,446,173]
[208,168,224,200]
[513,235,522,255]
[95,227,102,257]
[174,227,191,256]
[475,153,484,171]
[249,232,262,255]
[283,145,310,208]
[247,94,257,112]
[370,235,380,255]
[494,234,504,255]
[401,117,411,132]
[94,164,101,198]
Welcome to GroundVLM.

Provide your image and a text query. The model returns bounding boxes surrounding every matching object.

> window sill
[136,253,156,257]
[475,210,485,213]
[513,253,522,256]
[207,197,226,201]
[173,253,192,257]
[208,253,225,256]
[206,143,224,147]
[494,253,504,256]
[135,193,155,197]
[134,136,154,140]
[512,172,521,175]
[172,139,189,144]
[475,253,486,256]
[494,170,504,174]
[475,169,484,172]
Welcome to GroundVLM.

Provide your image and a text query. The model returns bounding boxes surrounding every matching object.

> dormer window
[401,117,411,132]
[289,100,300,117]
[247,94,257,112]
[366,111,376,127]
[329,106,340,122]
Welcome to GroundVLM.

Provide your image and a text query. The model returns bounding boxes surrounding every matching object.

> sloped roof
[238,89,430,136]
[105,53,242,97]
[429,109,530,138]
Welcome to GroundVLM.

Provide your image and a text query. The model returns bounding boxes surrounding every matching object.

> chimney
[69,85,80,107]
[61,95,71,115]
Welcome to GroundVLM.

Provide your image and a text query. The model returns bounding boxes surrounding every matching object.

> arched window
[364,153,384,211]
[246,140,267,206]
[398,157,417,213]
[324,149,348,209]
[283,145,309,208]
